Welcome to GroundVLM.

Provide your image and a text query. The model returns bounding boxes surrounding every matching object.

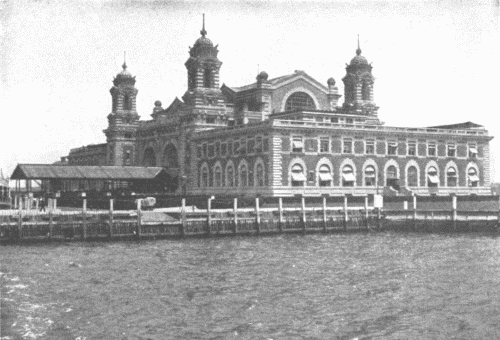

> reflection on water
[1,232,500,339]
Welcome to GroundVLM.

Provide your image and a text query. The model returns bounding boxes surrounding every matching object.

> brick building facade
[67,18,493,197]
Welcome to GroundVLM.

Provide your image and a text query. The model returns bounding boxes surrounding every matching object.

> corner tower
[182,14,225,109]
[104,60,140,166]
[342,37,378,116]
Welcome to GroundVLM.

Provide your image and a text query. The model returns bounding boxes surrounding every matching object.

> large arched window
[364,166,376,186]
[318,164,332,187]
[342,165,355,187]
[446,167,457,187]
[427,166,439,187]
[468,168,479,187]
[386,165,399,190]
[201,166,209,187]
[285,92,316,111]
[291,164,306,187]
[143,148,156,167]
[239,164,248,187]
[255,163,265,187]
[407,166,418,187]
[226,165,234,187]
[214,165,222,187]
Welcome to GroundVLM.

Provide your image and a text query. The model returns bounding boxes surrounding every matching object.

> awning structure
[427,175,439,184]
[469,148,478,154]
[319,172,333,181]
[468,175,479,182]
[292,141,304,149]
[291,172,307,182]
[11,164,166,180]
[342,173,356,182]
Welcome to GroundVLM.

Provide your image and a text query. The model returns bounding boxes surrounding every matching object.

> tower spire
[200,13,207,37]
[123,51,127,69]
[356,34,362,56]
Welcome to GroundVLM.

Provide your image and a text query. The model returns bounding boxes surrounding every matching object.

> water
[1,232,500,340]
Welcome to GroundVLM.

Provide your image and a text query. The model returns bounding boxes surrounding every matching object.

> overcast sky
[1,0,499,182]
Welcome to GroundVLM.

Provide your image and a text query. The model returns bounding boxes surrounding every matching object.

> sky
[1,0,499,182]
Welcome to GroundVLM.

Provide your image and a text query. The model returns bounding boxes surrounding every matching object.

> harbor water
[1,232,500,339]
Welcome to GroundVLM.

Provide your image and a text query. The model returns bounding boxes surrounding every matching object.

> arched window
[226,165,234,187]
[468,168,479,187]
[163,144,179,169]
[239,164,248,187]
[342,165,355,187]
[285,92,316,111]
[204,68,212,88]
[427,166,439,187]
[255,163,265,187]
[188,68,197,90]
[201,166,209,187]
[386,165,399,190]
[143,148,156,167]
[362,82,370,100]
[318,164,332,187]
[364,166,376,186]
[407,166,418,187]
[291,164,306,187]
[214,165,222,187]
[446,167,457,187]
[123,94,131,110]
[112,95,117,111]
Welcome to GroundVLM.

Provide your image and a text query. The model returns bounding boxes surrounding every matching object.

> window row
[198,136,269,159]
[199,161,266,188]
[290,136,479,159]
[288,162,480,188]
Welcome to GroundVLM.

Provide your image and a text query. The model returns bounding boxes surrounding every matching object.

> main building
[65,18,493,198]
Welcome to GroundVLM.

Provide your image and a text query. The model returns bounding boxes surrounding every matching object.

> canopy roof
[11,164,166,180]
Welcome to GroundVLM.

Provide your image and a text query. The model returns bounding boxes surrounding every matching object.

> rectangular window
[428,142,436,156]
[331,117,339,123]
[447,143,456,157]
[202,143,208,158]
[346,118,353,124]
[387,140,397,155]
[255,136,263,153]
[320,137,329,153]
[408,141,417,156]
[365,139,375,154]
[221,142,227,157]
[215,142,221,157]
[206,117,216,124]
[343,138,353,154]
[468,143,478,158]
[292,136,304,153]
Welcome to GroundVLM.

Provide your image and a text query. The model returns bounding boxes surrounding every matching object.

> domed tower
[104,60,140,166]
[342,37,378,116]
[182,14,224,108]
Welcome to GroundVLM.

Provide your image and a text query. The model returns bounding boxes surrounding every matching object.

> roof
[225,70,329,93]
[11,164,166,180]
[428,121,484,130]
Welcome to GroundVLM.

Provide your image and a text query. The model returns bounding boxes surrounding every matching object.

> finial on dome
[122,51,127,70]
[356,34,362,56]
[200,13,207,37]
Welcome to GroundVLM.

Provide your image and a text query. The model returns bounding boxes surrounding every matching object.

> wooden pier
[1,196,499,243]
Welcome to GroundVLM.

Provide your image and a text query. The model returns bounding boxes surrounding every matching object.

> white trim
[425,160,440,187]
[315,157,334,186]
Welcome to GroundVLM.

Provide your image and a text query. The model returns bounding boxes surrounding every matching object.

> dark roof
[225,71,328,93]
[11,164,165,180]
[428,121,484,130]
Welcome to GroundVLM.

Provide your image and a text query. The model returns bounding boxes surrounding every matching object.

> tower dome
[189,14,218,59]
[113,62,136,86]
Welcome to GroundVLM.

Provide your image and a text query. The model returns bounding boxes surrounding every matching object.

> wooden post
[206,197,212,236]
[364,195,369,230]
[109,198,114,239]
[82,199,87,241]
[322,196,327,233]
[343,195,348,231]
[53,198,57,211]
[278,197,283,233]
[181,198,186,237]
[497,195,500,231]
[48,210,53,240]
[35,198,39,210]
[301,196,306,234]
[413,195,417,231]
[136,198,142,239]
[233,198,238,234]
[255,197,261,233]
[17,199,22,241]
[377,208,381,230]
[451,195,457,231]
